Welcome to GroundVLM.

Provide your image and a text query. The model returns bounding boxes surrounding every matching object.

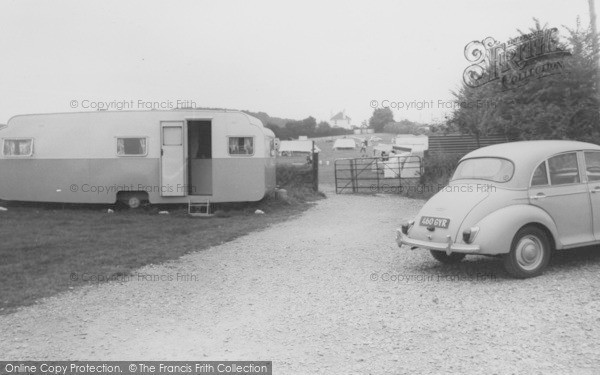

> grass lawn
[0,195,318,315]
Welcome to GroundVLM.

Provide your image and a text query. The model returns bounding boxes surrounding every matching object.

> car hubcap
[516,235,543,271]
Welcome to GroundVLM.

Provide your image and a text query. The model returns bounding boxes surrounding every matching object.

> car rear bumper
[396,229,481,254]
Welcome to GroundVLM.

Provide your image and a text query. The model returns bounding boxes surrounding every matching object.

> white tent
[332,138,356,150]
[392,134,429,151]
[279,140,321,153]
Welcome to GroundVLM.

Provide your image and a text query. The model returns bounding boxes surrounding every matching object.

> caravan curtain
[3,139,32,156]
[243,138,253,154]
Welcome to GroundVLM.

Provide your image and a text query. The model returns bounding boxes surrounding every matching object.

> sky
[0,0,597,127]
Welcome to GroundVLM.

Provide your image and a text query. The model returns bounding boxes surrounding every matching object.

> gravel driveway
[1,189,600,374]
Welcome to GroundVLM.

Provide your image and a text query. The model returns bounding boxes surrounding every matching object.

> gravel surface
[1,187,600,374]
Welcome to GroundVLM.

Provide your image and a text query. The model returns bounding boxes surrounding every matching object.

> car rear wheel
[430,250,466,264]
[503,226,551,278]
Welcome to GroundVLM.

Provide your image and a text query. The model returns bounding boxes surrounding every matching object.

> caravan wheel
[117,192,148,209]
[127,196,141,209]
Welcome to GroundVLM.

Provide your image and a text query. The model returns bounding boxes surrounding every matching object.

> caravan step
[188,200,213,217]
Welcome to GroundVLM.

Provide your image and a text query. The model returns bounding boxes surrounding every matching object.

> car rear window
[451,157,514,183]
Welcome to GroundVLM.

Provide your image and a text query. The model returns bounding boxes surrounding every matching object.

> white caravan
[0,110,276,207]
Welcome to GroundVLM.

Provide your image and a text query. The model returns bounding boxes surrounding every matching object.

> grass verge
[0,191,322,315]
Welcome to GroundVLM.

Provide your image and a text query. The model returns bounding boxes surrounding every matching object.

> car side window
[584,152,600,182]
[531,162,549,186]
[548,152,580,185]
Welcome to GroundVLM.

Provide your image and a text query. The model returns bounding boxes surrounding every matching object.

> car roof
[458,140,600,187]
[463,140,600,162]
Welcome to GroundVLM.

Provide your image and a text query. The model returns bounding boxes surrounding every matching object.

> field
[0,195,318,315]
[315,133,394,186]
[312,133,397,186]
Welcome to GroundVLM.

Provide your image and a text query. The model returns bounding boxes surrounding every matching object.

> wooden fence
[427,134,513,157]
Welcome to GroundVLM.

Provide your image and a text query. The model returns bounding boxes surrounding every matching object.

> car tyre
[430,250,466,264]
[503,226,551,278]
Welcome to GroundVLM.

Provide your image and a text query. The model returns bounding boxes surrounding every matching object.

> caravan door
[160,121,185,196]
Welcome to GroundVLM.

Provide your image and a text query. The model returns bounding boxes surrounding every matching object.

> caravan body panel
[0,110,276,204]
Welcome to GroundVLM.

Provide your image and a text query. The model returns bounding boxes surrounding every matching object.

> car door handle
[592,186,600,193]
[530,193,547,200]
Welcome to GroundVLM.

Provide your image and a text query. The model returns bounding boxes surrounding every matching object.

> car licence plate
[419,216,450,229]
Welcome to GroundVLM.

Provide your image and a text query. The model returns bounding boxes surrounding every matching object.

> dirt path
[1,189,600,374]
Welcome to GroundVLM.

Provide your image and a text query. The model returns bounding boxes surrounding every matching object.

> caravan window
[228,137,254,155]
[117,137,147,156]
[3,139,33,156]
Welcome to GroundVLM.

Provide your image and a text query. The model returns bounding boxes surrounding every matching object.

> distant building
[330,111,352,128]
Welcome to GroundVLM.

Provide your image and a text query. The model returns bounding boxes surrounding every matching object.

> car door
[528,152,594,247]
[584,151,600,241]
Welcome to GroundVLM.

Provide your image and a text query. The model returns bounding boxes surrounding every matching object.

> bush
[276,164,314,188]
[275,164,324,203]
[419,152,462,196]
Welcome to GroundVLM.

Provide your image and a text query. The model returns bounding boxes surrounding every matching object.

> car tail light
[462,226,480,243]
[401,220,415,234]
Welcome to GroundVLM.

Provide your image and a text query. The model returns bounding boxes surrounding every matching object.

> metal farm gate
[334,156,422,194]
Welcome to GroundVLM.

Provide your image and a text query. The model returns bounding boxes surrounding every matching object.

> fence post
[376,157,380,193]
[398,157,402,192]
[312,142,319,192]
[334,160,339,194]
[350,159,356,193]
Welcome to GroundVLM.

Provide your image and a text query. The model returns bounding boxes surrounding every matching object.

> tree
[368,108,394,132]
[449,18,600,143]
[266,118,351,139]
[302,116,317,135]
[315,121,332,136]
[383,119,422,134]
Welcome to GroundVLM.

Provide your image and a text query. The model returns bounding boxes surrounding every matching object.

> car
[396,140,600,278]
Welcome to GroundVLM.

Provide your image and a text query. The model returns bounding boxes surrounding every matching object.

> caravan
[0,110,276,207]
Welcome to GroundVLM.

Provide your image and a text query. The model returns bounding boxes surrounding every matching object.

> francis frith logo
[463,28,571,90]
